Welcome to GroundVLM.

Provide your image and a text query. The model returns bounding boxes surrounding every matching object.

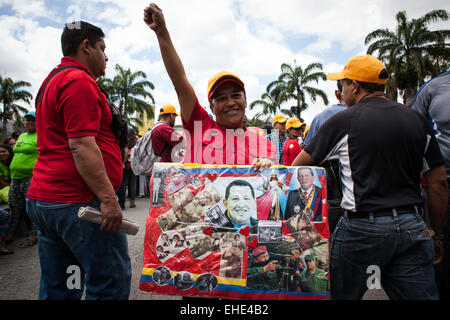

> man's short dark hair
[158,113,174,121]
[262,124,273,135]
[61,21,105,57]
[225,180,255,200]
[342,78,385,94]
[337,80,343,92]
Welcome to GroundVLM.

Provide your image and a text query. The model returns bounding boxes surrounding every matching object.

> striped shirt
[266,132,287,165]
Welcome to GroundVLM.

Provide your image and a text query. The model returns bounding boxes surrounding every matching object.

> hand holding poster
[140,163,330,300]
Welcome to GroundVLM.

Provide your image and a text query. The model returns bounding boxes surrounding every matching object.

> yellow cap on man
[327,54,388,85]
[273,114,287,125]
[159,104,180,116]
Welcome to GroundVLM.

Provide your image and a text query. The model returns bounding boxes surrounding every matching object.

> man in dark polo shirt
[26,21,131,300]
[292,54,448,300]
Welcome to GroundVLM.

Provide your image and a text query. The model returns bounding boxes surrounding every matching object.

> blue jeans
[26,197,131,300]
[330,211,439,300]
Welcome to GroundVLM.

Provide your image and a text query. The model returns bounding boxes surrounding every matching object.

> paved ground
[0,197,178,300]
[0,197,387,300]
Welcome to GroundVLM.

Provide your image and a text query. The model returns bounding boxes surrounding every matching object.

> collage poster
[140,163,330,300]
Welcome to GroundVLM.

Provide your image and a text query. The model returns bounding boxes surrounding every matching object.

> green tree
[365,9,449,106]
[272,61,329,119]
[246,114,266,128]
[249,81,284,116]
[0,76,32,140]
[98,64,155,130]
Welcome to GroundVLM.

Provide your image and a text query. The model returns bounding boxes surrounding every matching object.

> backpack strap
[35,66,87,108]
[150,122,172,158]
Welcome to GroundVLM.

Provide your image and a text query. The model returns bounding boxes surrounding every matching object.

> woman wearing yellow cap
[282,118,306,166]
[143,4,276,170]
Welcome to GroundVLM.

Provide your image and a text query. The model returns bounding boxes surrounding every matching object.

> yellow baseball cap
[286,117,306,131]
[273,114,287,125]
[327,54,388,85]
[303,125,310,139]
[159,104,180,116]
[207,71,245,100]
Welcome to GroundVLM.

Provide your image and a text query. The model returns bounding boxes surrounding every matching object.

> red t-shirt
[282,138,302,166]
[182,99,278,165]
[27,57,122,203]
[151,122,183,162]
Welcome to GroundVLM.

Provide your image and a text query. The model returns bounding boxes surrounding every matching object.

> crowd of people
[0,112,38,255]
[0,2,448,301]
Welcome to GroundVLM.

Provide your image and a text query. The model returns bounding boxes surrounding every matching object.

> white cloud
[0,0,49,18]
[0,0,448,121]
[0,15,61,109]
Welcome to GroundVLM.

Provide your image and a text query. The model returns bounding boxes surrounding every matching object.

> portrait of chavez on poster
[140,163,330,300]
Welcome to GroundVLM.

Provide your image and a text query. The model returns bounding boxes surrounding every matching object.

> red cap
[252,246,268,257]
[207,71,245,100]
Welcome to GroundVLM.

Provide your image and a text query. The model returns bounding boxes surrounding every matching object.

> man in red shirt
[144,4,276,169]
[26,21,131,300]
[282,118,305,166]
[151,104,184,163]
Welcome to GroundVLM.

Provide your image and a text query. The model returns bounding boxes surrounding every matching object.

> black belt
[344,205,422,219]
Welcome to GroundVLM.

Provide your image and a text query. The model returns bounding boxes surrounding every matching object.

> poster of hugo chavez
[140,163,330,300]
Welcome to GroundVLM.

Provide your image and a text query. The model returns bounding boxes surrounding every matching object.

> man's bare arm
[144,3,197,123]
[292,150,316,167]
[69,136,122,233]
[423,165,448,264]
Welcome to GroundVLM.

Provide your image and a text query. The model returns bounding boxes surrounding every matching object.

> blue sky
[1,0,449,125]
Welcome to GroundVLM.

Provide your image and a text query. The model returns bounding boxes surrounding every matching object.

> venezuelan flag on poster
[139,163,330,300]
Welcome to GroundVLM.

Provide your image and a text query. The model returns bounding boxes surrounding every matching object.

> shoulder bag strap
[35,66,86,108]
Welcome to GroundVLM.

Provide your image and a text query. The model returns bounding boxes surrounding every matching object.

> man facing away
[143,3,276,170]
[26,21,131,300]
[292,54,448,300]
[141,104,183,205]
[150,104,184,164]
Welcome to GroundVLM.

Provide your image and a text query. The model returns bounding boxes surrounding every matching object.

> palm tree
[246,113,266,128]
[249,81,284,116]
[0,76,32,140]
[98,64,155,130]
[272,61,329,119]
[365,9,449,106]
